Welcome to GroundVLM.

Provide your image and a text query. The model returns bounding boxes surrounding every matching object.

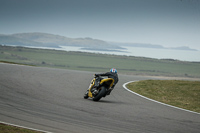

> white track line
[0,121,53,133]
[123,81,200,115]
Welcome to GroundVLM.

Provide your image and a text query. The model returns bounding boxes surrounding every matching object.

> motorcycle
[84,75,114,101]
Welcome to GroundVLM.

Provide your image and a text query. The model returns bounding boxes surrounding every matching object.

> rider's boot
[106,88,113,95]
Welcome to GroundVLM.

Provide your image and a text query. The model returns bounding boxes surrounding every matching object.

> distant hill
[110,42,164,49]
[0,34,42,47]
[110,42,198,51]
[0,32,197,51]
[170,46,197,51]
[0,33,122,50]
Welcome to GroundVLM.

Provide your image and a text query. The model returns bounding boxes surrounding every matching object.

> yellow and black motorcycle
[84,75,114,101]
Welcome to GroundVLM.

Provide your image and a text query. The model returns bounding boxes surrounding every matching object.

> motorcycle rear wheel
[93,87,106,101]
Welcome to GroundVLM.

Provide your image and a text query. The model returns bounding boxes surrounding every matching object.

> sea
[28,46,200,62]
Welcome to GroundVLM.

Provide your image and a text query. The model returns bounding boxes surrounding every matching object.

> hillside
[0,34,42,47]
[110,42,198,51]
[0,33,122,50]
[0,32,197,51]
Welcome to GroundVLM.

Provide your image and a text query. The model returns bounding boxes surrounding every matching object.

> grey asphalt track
[0,63,200,133]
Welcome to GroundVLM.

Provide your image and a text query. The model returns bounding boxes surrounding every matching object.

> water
[59,46,200,62]
[27,46,200,62]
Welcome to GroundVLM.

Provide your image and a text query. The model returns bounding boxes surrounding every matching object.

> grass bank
[1,45,200,78]
[126,80,200,113]
[0,123,43,133]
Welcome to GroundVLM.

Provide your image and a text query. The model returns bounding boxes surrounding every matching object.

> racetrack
[0,63,200,133]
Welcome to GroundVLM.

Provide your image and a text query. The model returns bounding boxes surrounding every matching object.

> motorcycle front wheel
[83,90,89,99]
[93,86,106,101]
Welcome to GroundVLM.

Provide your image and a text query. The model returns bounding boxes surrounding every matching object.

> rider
[94,68,119,95]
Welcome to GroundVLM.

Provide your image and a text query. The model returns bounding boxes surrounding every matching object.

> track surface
[0,63,200,133]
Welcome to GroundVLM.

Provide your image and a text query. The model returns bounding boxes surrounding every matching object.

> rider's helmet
[110,68,117,73]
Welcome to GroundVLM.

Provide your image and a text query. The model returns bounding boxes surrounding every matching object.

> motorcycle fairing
[88,78,114,98]
[99,78,114,88]
[88,78,95,97]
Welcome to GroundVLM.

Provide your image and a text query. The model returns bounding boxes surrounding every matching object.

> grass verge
[126,80,200,113]
[1,45,200,78]
[0,123,43,133]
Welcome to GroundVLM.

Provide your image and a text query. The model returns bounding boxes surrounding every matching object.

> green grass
[126,80,200,113]
[1,45,200,78]
[0,123,42,133]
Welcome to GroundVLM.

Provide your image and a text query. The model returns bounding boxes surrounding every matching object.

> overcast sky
[1,0,200,50]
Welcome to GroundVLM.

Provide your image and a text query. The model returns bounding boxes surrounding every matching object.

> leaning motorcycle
[84,75,114,101]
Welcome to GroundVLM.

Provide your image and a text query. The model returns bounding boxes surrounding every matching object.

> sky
[1,0,200,50]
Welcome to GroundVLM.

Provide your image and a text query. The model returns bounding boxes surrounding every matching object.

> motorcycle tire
[93,86,106,101]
